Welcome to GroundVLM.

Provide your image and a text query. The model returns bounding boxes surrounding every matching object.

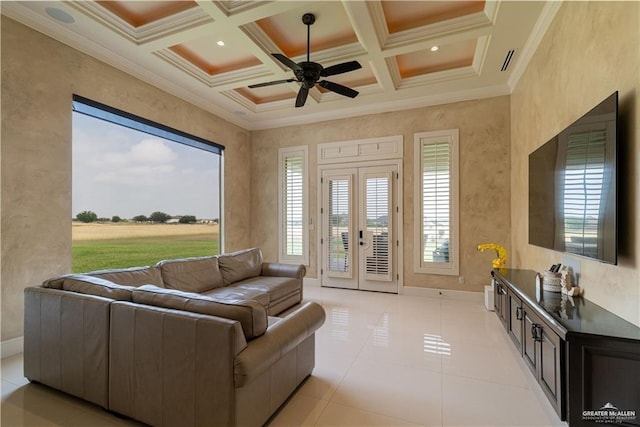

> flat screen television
[529,92,618,264]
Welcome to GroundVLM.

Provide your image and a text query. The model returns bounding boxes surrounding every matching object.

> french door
[320,164,398,293]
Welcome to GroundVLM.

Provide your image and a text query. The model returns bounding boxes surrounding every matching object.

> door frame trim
[317,158,403,293]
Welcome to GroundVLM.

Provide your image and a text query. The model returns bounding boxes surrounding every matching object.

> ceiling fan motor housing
[296,61,323,88]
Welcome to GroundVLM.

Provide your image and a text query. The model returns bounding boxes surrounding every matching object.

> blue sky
[72,113,220,220]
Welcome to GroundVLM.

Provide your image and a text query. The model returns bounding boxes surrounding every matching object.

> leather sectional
[23,248,325,426]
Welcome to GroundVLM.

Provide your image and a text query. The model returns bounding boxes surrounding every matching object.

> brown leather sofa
[23,248,325,426]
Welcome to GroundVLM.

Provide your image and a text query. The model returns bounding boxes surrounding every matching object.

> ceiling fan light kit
[248,13,362,107]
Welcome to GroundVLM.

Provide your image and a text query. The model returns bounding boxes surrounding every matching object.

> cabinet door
[522,309,538,376]
[494,281,508,330]
[567,336,640,426]
[539,326,563,418]
[523,307,564,419]
[507,291,523,353]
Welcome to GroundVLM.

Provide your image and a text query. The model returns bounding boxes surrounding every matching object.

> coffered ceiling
[2,1,560,130]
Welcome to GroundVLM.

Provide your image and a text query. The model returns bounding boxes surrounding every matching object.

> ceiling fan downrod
[302,13,315,63]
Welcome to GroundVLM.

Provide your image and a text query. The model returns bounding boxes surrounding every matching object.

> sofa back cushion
[42,275,68,290]
[217,248,263,286]
[62,275,135,301]
[89,266,164,287]
[156,256,223,293]
[132,285,267,340]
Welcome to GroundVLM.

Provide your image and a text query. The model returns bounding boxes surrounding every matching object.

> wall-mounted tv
[529,92,618,264]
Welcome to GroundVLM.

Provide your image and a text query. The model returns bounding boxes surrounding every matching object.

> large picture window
[72,95,223,272]
[414,129,459,275]
[278,146,308,264]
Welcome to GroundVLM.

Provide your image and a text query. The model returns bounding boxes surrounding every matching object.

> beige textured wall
[251,96,511,291]
[511,2,640,326]
[1,17,251,341]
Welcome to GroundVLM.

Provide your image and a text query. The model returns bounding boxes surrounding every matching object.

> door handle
[531,323,541,342]
[359,230,363,239]
[516,306,522,320]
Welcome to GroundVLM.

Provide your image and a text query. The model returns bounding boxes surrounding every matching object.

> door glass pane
[365,176,390,278]
[328,178,350,273]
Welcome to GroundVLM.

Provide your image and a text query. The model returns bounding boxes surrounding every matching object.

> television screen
[529,92,618,264]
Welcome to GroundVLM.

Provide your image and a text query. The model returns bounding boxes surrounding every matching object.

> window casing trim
[413,129,459,275]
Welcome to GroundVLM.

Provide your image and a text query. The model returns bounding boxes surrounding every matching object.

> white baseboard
[402,286,483,303]
[1,336,23,359]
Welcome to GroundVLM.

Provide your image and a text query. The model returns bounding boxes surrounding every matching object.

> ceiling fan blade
[295,86,309,107]
[320,61,362,77]
[272,53,302,72]
[319,80,359,98]
[248,79,295,88]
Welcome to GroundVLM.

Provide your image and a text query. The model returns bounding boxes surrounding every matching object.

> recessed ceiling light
[45,7,75,24]
[430,46,439,52]
[216,40,225,47]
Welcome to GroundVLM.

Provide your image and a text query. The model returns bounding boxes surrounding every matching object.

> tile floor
[1,286,566,426]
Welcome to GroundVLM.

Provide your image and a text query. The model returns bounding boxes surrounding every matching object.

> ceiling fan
[248,13,362,107]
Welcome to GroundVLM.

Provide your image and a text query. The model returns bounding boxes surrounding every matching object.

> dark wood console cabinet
[492,269,640,426]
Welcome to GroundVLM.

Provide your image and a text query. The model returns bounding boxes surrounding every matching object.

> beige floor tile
[441,338,530,387]
[330,358,442,426]
[315,402,424,426]
[442,374,559,426]
[1,354,29,387]
[268,393,329,427]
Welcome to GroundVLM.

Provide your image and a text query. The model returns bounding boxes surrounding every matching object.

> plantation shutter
[327,177,352,276]
[363,174,392,280]
[279,146,308,264]
[284,155,303,256]
[563,129,606,258]
[422,142,451,263]
[414,129,459,275]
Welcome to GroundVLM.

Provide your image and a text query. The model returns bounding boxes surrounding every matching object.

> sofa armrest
[261,262,306,280]
[109,301,247,427]
[24,287,112,408]
[234,301,325,387]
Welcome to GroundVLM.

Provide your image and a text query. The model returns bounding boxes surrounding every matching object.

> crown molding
[245,83,511,130]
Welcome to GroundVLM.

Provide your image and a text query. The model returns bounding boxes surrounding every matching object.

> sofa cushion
[231,276,300,303]
[202,286,270,309]
[217,248,263,286]
[132,285,267,340]
[156,256,223,293]
[88,266,164,287]
[42,275,70,290]
[62,275,135,301]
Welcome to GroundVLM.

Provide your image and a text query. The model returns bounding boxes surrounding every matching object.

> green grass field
[72,233,219,272]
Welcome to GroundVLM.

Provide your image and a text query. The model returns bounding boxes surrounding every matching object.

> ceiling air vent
[500,49,516,72]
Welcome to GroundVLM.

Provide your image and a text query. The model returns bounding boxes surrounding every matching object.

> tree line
[75,210,199,224]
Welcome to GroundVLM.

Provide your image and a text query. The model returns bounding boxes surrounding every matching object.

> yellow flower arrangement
[477,243,508,269]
